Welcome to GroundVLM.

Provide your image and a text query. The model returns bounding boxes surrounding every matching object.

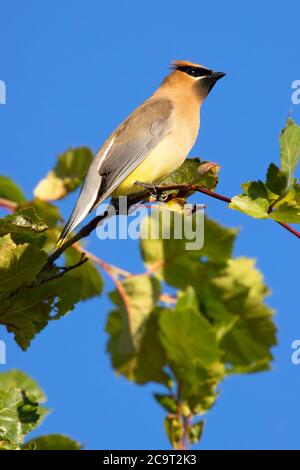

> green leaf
[0,271,82,350]
[0,207,48,236]
[106,276,169,384]
[0,370,46,403]
[280,117,300,188]
[0,390,40,445]
[164,292,225,413]
[34,147,93,201]
[269,202,300,223]
[140,212,237,283]
[160,158,220,191]
[0,234,48,296]
[65,248,103,300]
[0,370,50,447]
[195,161,220,191]
[187,420,204,445]
[159,288,220,371]
[164,415,184,450]
[0,176,26,204]
[0,206,49,248]
[268,184,300,223]
[23,434,82,450]
[179,362,222,414]
[108,275,161,351]
[133,310,171,386]
[229,181,269,219]
[154,394,178,414]
[32,200,63,227]
[212,258,277,372]
[266,163,288,197]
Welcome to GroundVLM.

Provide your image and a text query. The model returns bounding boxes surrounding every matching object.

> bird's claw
[134,181,158,199]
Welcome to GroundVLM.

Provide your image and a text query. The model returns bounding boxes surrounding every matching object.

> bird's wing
[58,98,174,243]
[96,98,174,200]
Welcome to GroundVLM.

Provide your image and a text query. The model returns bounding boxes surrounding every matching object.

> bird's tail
[56,203,91,247]
[56,154,105,247]
[56,183,99,247]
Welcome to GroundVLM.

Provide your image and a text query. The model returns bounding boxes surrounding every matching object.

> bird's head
[169,60,225,99]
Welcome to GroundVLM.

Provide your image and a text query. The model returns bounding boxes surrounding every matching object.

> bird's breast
[113,108,200,196]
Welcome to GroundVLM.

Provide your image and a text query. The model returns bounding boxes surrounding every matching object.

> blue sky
[0,0,300,450]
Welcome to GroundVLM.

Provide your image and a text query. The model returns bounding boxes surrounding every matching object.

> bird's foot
[134,181,159,199]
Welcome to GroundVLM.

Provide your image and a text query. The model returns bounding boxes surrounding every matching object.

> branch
[276,221,300,239]
[47,211,111,265]
[152,184,300,240]
[46,194,148,265]
[38,253,88,284]
[0,198,18,211]
[45,182,299,267]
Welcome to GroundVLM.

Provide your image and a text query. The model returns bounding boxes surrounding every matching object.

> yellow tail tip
[55,238,65,248]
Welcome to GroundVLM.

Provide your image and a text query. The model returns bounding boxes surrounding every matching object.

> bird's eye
[176,65,212,78]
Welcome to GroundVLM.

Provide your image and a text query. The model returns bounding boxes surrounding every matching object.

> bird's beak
[211,71,226,80]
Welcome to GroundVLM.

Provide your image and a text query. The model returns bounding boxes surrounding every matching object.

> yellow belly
[112,129,198,197]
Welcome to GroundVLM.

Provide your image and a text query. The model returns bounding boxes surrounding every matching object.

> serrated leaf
[154,394,178,414]
[0,370,50,447]
[269,202,300,223]
[0,390,40,445]
[268,184,300,223]
[187,420,204,445]
[280,117,300,188]
[159,158,220,195]
[230,181,269,219]
[180,361,222,414]
[212,258,277,372]
[158,297,222,412]
[65,248,103,300]
[266,163,288,197]
[164,415,184,450]
[0,370,46,403]
[23,434,82,450]
[0,271,82,349]
[32,200,63,227]
[106,276,169,384]
[140,212,237,283]
[34,147,93,201]
[159,288,220,370]
[133,310,171,386]
[0,176,26,204]
[108,275,161,351]
[0,207,48,236]
[0,234,48,295]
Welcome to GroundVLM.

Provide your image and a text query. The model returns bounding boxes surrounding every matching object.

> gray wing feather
[97,99,174,199]
[58,98,173,242]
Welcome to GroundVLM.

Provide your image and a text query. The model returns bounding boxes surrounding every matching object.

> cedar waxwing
[57,60,225,245]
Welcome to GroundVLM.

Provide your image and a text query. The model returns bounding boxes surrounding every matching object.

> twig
[153,183,232,204]
[0,198,18,211]
[72,243,131,277]
[73,243,133,329]
[153,184,300,239]
[159,293,177,305]
[39,253,88,284]
[46,194,145,264]
[277,221,300,239]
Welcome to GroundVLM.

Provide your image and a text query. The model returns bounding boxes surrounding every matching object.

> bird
[57,60,225,246]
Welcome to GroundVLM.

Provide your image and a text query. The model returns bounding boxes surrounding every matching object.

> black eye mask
[175,65,213,77]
